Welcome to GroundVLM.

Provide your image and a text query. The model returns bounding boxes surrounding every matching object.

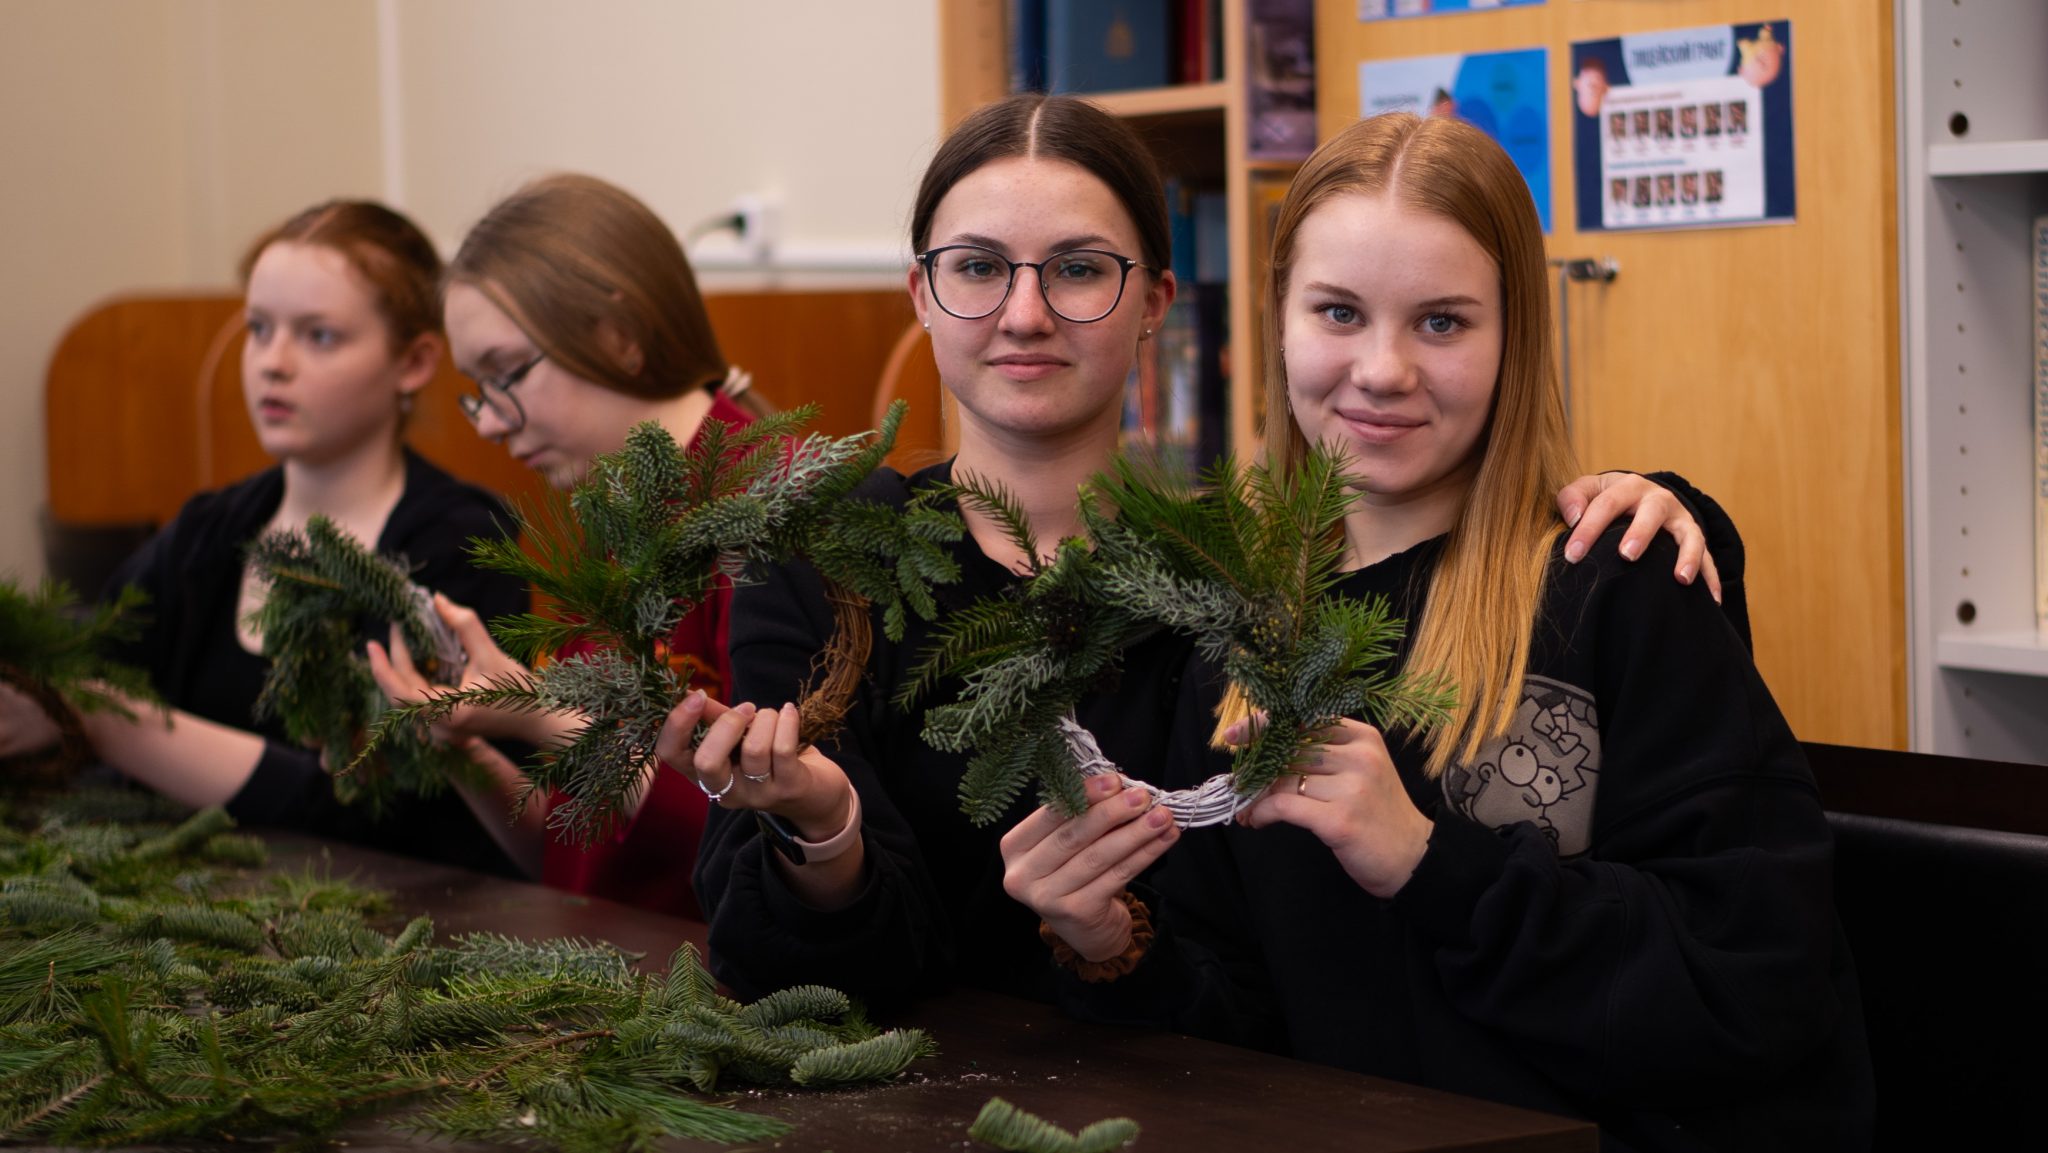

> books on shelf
[1124,181,1231,472]
[1247,0,1316,160]
[2034,215,2048,632]
[1012,0,1222,94]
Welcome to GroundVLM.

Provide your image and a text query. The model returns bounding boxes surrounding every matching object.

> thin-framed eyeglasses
[458,352,544,432]
[917,245,1151,323]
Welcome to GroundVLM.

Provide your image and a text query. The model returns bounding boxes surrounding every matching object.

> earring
[922,322,930,331]
[398,394,415,416]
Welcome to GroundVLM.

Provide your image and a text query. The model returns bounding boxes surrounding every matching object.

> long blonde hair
[1262,113,1578,777]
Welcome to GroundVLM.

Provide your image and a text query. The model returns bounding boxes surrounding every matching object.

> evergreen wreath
[908,449,1453,827]
[362,401,963,846]
[0,579,157,777]
[0,791,936,1149]
[246,516,481,812]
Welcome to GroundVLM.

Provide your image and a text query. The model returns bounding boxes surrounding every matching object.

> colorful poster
[1359,47,1552,231]
[1570,22,1795,232]
[1359,0,1544,20]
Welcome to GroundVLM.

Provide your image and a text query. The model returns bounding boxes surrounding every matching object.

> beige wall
[0,0,939,580]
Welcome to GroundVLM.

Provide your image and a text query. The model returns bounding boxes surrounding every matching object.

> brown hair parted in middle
[446,173,728,404]
[238,199,443,353]
[910,92,1171,272]
[1262,112,1579,777]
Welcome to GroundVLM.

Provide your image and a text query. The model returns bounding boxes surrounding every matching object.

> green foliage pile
[247,516,478,812]
[362,400,962,846]
[0,793,934,1149]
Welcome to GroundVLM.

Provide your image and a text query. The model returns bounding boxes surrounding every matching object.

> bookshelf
[1901,0,2048,762]
[938,0,1285,463]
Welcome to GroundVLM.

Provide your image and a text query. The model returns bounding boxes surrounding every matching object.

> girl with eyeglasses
[0,201,529,876]
[1005,114,1872,1149]
[666,93,1727,1008]
[367,173,761,914]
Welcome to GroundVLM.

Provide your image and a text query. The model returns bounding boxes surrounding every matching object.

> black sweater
[696,461,1193,1006]
[1076,519,1874,1152]
[104,449,528,876]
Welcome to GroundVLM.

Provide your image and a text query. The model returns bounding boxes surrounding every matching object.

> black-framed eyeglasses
[917,245,1151,323]
[458,353,544,432]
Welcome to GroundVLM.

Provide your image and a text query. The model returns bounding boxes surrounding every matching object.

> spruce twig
[968,1096,1140,1153]
[358,402,963,846]
[246,517,480,812]
[0,580,157,777]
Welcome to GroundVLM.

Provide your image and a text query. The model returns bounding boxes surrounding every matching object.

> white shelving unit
[1901,0,2048,762]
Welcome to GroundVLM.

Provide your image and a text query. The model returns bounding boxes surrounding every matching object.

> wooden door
[1315,0,1902,749]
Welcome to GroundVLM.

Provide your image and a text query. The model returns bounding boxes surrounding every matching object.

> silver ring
[696,774,736,803]
[741,771,772,784]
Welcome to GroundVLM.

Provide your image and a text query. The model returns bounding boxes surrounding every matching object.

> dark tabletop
[263,834,1595,1153]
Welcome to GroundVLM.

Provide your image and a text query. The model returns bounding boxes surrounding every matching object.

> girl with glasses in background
[0,201,530,876]
[367,173,763,916]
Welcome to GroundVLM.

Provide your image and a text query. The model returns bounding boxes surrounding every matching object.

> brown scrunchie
[1040,889,1154,983]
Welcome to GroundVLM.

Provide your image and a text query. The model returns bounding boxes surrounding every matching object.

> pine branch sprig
[968,1096,1140,1153]
[246,517,481,812]
[0,580,158,776]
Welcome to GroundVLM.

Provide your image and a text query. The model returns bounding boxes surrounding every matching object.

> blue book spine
[1047,0,1170,95]
[1011,0,1047,92]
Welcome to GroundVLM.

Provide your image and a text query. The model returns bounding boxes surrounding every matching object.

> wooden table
[271,836,1596,1153]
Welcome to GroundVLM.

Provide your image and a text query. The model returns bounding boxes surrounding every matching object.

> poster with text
[1359,47,1551,231]
[1359,0,1544,21]
[1571,21,1794,232]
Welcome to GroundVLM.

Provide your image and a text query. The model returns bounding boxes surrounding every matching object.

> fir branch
[968,1096,1140,1153]
[0,579,157,777]
[246,517,480,813]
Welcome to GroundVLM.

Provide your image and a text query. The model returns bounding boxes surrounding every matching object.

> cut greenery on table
[0,790,934,1149]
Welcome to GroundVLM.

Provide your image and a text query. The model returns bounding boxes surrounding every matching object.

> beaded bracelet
[1039,889,1154,983]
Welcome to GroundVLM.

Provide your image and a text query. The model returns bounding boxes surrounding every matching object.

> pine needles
[900,477,1158,825]
[1087,451,1453,798]
[361,401,962,847]
[0,792,935,1149]
[968,1096,1139,1152]
[0,579,156,775]
[909,448,1455,825]
[247,516,480,812]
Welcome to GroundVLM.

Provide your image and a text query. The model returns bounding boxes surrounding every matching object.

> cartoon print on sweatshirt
[1443,675,1601,856]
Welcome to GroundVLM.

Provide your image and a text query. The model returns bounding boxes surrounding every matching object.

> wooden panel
[1314,0,1904,750]
[703,290,917,437]
[47,288,919,530]
[938,0,1008,129]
